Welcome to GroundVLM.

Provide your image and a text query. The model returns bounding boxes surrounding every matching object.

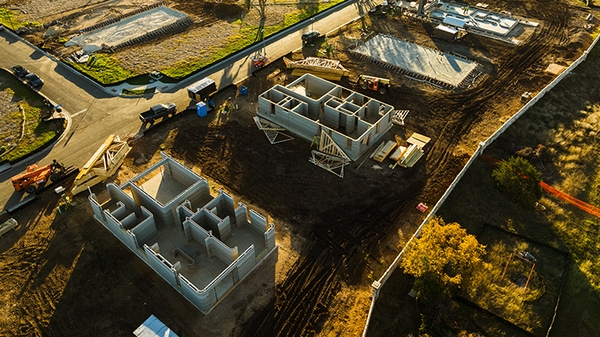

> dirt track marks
[243,175,424,336]
[248,5,573,336]
[423,3,568,196]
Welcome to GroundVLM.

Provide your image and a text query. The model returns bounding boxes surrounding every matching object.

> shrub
[492,156,542,208]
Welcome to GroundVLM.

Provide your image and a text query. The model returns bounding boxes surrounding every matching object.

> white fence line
[361,31,600,337]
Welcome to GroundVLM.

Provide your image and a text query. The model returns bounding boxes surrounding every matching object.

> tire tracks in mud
[242,6,570,336]
[243,177,424,337]
[423,4,568,193]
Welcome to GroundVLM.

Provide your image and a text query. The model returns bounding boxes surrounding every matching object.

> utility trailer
[187,78,217,104]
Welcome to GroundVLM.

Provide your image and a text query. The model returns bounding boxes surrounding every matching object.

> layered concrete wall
[126,154,212,227]
[89,153,277,314]
[257,74,395,160]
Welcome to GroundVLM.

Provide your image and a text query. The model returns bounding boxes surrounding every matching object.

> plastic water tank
[239,85,248,96]
[196,101,207,117]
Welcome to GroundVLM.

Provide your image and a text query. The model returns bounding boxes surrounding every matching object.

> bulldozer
[355,75,391,94]
[11,160,66,194]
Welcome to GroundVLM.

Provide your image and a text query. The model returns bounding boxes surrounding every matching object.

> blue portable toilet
[239,85,248,96]
[196,101,207,117]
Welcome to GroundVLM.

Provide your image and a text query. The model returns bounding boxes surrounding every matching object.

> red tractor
[11,160,66,194]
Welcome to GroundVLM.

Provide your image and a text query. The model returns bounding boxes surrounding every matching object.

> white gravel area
[66,7,189,49]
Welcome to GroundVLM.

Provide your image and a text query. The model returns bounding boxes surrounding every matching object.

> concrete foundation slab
[66,6,191,50]
[351,35,478,88]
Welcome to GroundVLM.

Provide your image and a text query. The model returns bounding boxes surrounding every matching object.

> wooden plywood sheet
[373,140,397,162]
[407,133,431,148]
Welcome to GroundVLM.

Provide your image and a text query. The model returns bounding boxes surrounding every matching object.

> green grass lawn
[64,0,344,84]
[69,54,138,85]
[0,71,58,163]
[0,8,41,31]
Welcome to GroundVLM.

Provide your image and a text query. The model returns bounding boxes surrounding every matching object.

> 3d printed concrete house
[256,73,396,161]
[89,153,276,314]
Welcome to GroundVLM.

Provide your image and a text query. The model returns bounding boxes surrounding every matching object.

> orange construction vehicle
[357,75,391,95]
[11,160,66,194]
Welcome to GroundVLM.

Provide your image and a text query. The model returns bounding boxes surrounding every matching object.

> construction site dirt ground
[0,0,598,336]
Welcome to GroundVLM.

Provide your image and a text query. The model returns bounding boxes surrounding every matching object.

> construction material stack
[283,57,348,81]
[390,133,431,168]
[71,135,131,195]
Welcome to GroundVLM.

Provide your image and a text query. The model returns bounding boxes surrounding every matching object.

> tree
[401,217,485,307]
[492,156,542,208]
[401,217,485,335]
[401,217,485,287]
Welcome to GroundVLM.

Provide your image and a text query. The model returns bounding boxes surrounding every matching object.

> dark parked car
[25,73,44,87]
[139,102,177,124]
[12,65,29,78]
[302,30,321,46]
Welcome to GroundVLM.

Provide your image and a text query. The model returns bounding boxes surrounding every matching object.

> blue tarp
[133,315,179,337]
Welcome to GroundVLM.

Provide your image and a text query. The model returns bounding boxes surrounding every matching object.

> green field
[0,70,59,163]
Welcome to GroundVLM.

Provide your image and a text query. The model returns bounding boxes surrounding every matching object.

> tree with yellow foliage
[402,216,485,287]
[401,217,486,336]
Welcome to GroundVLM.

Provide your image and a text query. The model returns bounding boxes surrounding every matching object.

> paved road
[0,0,374,212]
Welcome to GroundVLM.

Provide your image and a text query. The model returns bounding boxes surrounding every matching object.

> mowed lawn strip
[0,70,57,162]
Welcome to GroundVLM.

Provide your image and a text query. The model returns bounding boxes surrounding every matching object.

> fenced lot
[461,225,569,336]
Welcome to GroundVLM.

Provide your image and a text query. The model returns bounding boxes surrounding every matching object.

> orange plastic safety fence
[479,155,600,218]
[539,182,600,218]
